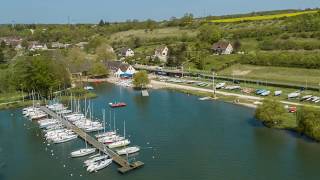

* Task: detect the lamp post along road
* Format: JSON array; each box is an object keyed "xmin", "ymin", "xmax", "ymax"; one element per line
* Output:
[{"xmin": 212, "ymin": 71, "xmax": 216, "ymax": 98}]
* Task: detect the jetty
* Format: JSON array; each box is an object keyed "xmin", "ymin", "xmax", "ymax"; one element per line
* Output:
[
  {"xmin": 39, "ymin": 106, "xmax": 144, "ymax": 174},
  {"xmin": 141, "ymin": 90, "xmax": 149, "ymax": 97}
]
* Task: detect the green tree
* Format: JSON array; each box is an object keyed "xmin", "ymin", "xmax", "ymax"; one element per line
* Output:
[
  {"xmin": 89, "ymin": 62, "xmax": 108, "ymax": 77},
  {"xmin": 255, "ymin": 99, "xmax": 290, "ymax": 127},
  {"xmin": 11, "ymin": 55, "xmax": 70, "ymax": 97},
  {"xmin": 0, "ymin": 41, "xmax": 5, "ymax": 48},
  {"xmin": 95, "ymin": 44, "xmax": 116, "ymax": 62},
  {"xmin": 21, "ymin": 39, "xmax": 29, "ymax": 49},
  {"xmin": 297, "ymin": 107, "xmax": 320, "ymax": 141},
  {"xmin": 0, "ymin": 48, "xmax": 5, "ymax": 63},
  {"xmin": 198, "ymin": 24, "xmax": 222, "ymax": 44},
  {"xmin": 133, "ymin": 71, "xmax": 150, "ymax": 89},
  {"xmin": 66, "ymin": 48, "xmax": 87, "ymax": 73},
  {"xmin": 98, "ymin": 19, "xmax": 105, "ymax": 26}
]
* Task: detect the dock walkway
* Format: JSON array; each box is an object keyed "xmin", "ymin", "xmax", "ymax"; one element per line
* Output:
[{"xmin": 39, "ymin": 106, "xmax": 144, "ymax": 174}]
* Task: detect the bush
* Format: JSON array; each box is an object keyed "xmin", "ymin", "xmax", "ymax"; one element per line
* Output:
[
  {"xmin": 297, "ymin": 107, "xmax": 320, "ymax": 141},
  {"xmin": 255, "ymin": 99, "xmax": 290, "ymax": 127}
]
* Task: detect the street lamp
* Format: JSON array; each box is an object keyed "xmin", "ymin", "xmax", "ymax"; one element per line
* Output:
[{"xmin": 212, "ymin": 71, "xmax": 216, "ymax": 98}]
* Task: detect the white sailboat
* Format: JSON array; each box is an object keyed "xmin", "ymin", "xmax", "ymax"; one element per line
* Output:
[
  {"xmin": 71, "ymin": 134, "xmax": 96, "ymax": 158},
  {"xmin": 117, "ymin": 146, "xmax": 140, "ymax": 155},
  {"xmin": 108, "ymin": 120, "xmax": 130, "ymax": 148}
]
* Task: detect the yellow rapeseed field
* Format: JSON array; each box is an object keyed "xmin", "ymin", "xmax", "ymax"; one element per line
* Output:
[{"xmin": 210, "ymin": 11, "xmax": 318, "ymax": 23}]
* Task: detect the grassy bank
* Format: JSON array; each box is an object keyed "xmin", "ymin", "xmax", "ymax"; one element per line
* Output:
[
  {"xmin": 0, "ymin": 89, "xmax": 97, "ymax": 110},
  {"xmin": 219, "ymin": 64, "xmax": 320, "ymax": 87}
]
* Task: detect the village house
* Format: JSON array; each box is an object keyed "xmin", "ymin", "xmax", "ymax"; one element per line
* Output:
[
  {"xmin": 119, "ymin": 48, "xmax": 135, "ymax": 57},
  {"xmin": 106, "ymin": 61, "xmax": 136, "ymax": 78},
  {"xmin": 154, "ymin": 46, "xmax": 169, "ymax": 62},
  {"xmin": 51, "ymin": 42, "xmax": 71, "ymax": 49},
  {"xmin": 75, "ymin": 42, "xmax": 88, "ymax": 49},
  {"xmin": 1, "ymin": 37, "xmax": 23, "ymax": 49},
  {"xmin": 212, "ymin": 41, "xmax": 233, "ymax": 55},
  {"xmin": 28, "ymin": 41, "xmax": 48, "ymax": 51}
]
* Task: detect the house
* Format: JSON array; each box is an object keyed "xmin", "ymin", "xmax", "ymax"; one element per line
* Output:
[
  {"xmin": 28, "ymin": 41, "xmax": 48, "ymax": 51},
  {"xmin": 119, "ymin": 48, "xmax": 134, "ymax": 57},
  {"xmin": 51, "ymin": 42, "xmax": 70, "ymax": 49},
  {"xmin": 75, "ymin": 42, "xmax": 88, "ymax": 49},
  {"xmin": 212, "ymin": 41, "xmax": 233, "ymax": 55},
  {"xmin": 106, "ymin": 61, "xmax": 136, "ymax": 78},
  {"xmin": 1, "ymin": 37, "xmax": 23, "ymax": 49},
  {"xmin": 154, "ymin": 46, "xmax": 169, "ymax": 62}
]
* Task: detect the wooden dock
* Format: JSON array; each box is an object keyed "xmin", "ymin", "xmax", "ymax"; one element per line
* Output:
[
  {"xmin": 39, "ymin": 106, "xmax": 144, "ymax": 174},
  {"xmin": 141, "ymin": 90, "xmax": 149, "ymax": 97}
]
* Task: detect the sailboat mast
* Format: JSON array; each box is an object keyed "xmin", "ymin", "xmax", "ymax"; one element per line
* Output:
[
  {"xmin": 103, "ymin": 109, "xmax": 106, "ymax": 133},
  {"xmin": 113, "ymin": 110, "xmax": 116, "ymax": 133},
  {"xmin": 124, "ymin": 120, "xmax": 126, "ymax": 138}
]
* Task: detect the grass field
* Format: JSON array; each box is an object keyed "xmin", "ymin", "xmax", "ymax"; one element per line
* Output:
[
  {"xmin": 218, "ymin": 64, "xmax": 320, "ymax": 87},
  {"xmin": 210, "ymin": 10, "xmax": 318, "ymax": 23},
  {"xmin": 109, "ymin": 27, "xmax": 197, "ymax": 42}
]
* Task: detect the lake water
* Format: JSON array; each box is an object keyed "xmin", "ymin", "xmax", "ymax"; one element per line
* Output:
[{"xmin": 1, "ymin": 83, "xmax": 320, "ymax": 180}]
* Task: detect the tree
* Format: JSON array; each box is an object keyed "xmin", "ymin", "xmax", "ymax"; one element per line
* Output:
[
  {"xmin": 89, "ymin": 62, "xmax": 108, "ymax": 77},
  {"xmin": 11, "ymin": 55, "xmax": 71, "ymax": 97},
  {"xmin": 233, "ymin": 39, "xmax": 241, "ymax": 52},
  {"xmin": 198, "ymin": 24, "xmax": 222, "ymax": 44},
  {"xmin": 297, "ymin": 107, "xmax": 320, "ymax": 141},
  {"xmin": 21, "ymin": 39, "xmax": 29, "ymax": 49},
  {"xmin": 255, "ymin": 99, "xmax": 290, "ymax": 127},
  {"xmin": 0, "ymin": 41, "xmax": 5, "ymax": 48},
  {"xmin": 66, "ymin": 48, "xmax": 87, "ymax": 73},
  {"xmin": 0, "ymin": 48, "xmax": 5, "ymax": 63},
  {"xmin": 98, "ymin": 19, "xmax": 105, "ymax": 26},
  {"xmin": 133, "ymin": 71, "xmax": 150, "ymax": 89},
  {"xmin": 95, "ymin": 44, "xmax": 116, "ymax": 62}
]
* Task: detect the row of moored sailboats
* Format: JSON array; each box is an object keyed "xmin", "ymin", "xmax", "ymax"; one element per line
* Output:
[{"xmin": 22, "ymin": 99, "xmax": 140, "ymax": 173}]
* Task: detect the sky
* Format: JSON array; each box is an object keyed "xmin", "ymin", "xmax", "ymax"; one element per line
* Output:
[{"xmin": 0, "ymin": 0, "xmax": 319, "ymax": 24}]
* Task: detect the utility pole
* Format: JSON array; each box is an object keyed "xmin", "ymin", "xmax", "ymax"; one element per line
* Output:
[{"xmin": 212, "ymin": 71, "xmax": 216, "ymax": 98}]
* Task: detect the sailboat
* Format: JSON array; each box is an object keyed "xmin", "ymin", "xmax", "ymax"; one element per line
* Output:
[
  {"xmin": 116, "ymin": 146, "xmax": 140, "ymax": 155},
  {"xmin": 108, "ymin": 120, "xmax": 130, "ymax": 148},
  {"xmin": 95, "ymin": 110, "xmax": 116, "ymax": 138},
  {"xmin": 71, "ymin": 134, "xmax": 96, "ymax": 158}
]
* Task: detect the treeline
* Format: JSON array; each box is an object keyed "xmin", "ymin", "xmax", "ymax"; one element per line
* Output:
[
  {"xmin": 259, "ymin": 39, "xmax": 320, "ymax": 51},
  {"xmin": 297, "ymin": 107, "xmax": 320, "ymax": 141},
  {"xmin": 240, "ymin": 51, "xmax": 320, "ymax": 69},
  {"xmin": 0, "ymin": 53, "xmax": 71, "ymax": 97},
  {"xmin": 256, "ymin": 99, "xmax": 320, "ymax": 141}
]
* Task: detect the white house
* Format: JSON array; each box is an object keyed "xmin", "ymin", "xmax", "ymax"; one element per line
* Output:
[
  {"xmin": 120, "ymin": 48, "xmax": 134, "ymax": 57},
  {"xmin": 106, "ymin": 61, "xmax": 136, "ymax": 78},
  {"xmin": 29, "ymin": 41, "xmax": 48, "ymax": 51},
  {"xmin": 154, "ymin": 46, "xmax": 169, "ymax": 62},
  {"xmin": 212, "ymin": 41, "xmax": 233, "ymax": 55}
]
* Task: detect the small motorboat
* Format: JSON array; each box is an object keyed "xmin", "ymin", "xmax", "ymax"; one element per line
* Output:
[
  {"xmin": 274, "ymin": 90, "xmax": 282, "ymax": 96},
  {"xmin": 108, "ymin": 102, "xmax": 127, "ymax": 108},
  {"xmin": 71, "ymin": 148, "xmax": 96, "ymax": 158},
  {"xmin": 117, "ymin": 146, "xmax": 140, "ymax": 155},
  {"xmin": 84, "ymin": 86, "xmax": 94, "ymax": 90}
]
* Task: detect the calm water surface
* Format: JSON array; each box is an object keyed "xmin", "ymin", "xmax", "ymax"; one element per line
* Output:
[{"xmin": 0, "ymin": 83, "xmax": 320, "ymax": 180}]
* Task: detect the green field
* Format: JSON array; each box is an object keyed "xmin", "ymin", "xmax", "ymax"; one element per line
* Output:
[
  {"xmin": 210, "ymin": 10, "xmax": 318, "ymax": 23},
  {"xmin": 218, "ymin": 64, "xmax": 320, "ymax": 87},
  {"xmin": 109, "ymin": 27, "xmax": 197, "ymax": 42}
]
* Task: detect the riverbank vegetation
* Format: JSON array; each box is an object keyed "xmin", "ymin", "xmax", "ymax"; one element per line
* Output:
[
  {"xmin": 255, "ymin": 99, "xmax": 320, "ymax": 141},
  {"xmin": 255, "ymin": 99, "xmax": 295, "ymax": 128},
  {"xmin": 133, "ymin": 71, "xmax": 150, "ymax": 89}
]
